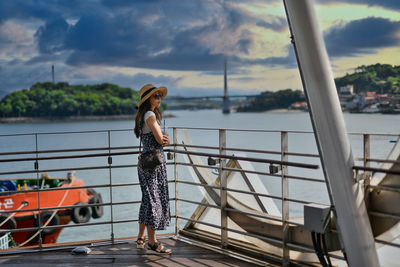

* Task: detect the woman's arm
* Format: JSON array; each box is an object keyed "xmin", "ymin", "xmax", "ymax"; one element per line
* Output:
[{"xmin": 146, "ymin": 116, "xmax": 164, "ymax": 145}]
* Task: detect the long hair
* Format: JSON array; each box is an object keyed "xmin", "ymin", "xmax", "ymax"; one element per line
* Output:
[{"xmin": 134, "ymin": 98, "xmax": 162, "ymax": 138}]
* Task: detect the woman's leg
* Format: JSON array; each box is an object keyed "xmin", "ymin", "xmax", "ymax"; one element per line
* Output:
[
  {"xmin": 146, "ymin": 225, "xmax": 171, "ymax": 253},
  {"xmin": 136, "ymin": 223, "xmax": 146, "ymax": 246},
  {"xmin": 146, "ymin": 225, "xmax": 156, "ymax": 244},
  {"xmin": 138, "ymin": 223, "xmax": 146, "ymax": 239}
]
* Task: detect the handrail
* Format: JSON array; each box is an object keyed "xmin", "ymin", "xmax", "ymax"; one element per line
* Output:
[
  {"xmin": 353, "ymin": 165, "xmax": 400, "ymax": 175},
  {"xmin": 165, "ymin": 148, "xmax": 320, "ymax": 169},
  {"xmin": 176, "ymin": 161, "xmax": 325, "ymax": 183},
  {"xmin": 0, "ymin": 150, "xmax": 140, "ymax": 163},
  {"xmin": 174, "ymin": 143, "xmax": 320, "ymax": 158},
  {"xmin": 167, "ymin": 126, "xmax": 400, "ymax": 136},
  {"xmin": 0, "ymin": 164, "xmax": 139, "ymax": 176},
  {"xmin": 0, "ymin": 145, "xmax": 141, "ymax": 157},
  {"xmin": 0, "ymin": 128, "xmax": 134, "ymax": 137},
  {"xmin": 354, "ymin": 157, "xmax": 400, "ymax": 164}
]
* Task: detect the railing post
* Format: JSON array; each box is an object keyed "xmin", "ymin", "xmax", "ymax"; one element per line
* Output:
[
  {"xmin": 363, "ymin": 134, "xmax": 371, "ymax": 184},
  {"xmin": 107, "ymin": 130, "xmax": 115, "ymax": 244},
  {"xmin": 219, "ymin": 129, "xmax": 228, "ymax": 249},
  {"xmin": 281, "ymin": 131, "xmax": 289, "ymax": 266},
  {"xmin": 34, "ymin": 134, "xmax": 42, "ymax": 249},
  {"xmin": 173, "ymin": 128, "xmax": 179, "ymax": 236},
  {"xmin": 34, "ymin": 133, "xmax": 43, "ymax": 250}
]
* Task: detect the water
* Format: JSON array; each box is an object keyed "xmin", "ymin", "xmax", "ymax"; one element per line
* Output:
[{"xmin": 0, "ymin": 110, "xmax": 399, "ymax": 265}]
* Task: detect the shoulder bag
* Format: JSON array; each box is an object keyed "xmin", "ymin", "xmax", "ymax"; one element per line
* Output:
[{"xmin": 138, "ymin": 123, "xmax": 162, "ymax": 169}]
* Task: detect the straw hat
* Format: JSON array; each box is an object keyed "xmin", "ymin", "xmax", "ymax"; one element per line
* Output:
[{"xmin": 137, "ymin": 84, "xmax": 168, "ymax": 108}]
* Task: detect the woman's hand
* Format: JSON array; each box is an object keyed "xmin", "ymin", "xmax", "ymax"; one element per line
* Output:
[{"xmin": 162, "ymin": 134, "xmax": 170, "ymax": 146}]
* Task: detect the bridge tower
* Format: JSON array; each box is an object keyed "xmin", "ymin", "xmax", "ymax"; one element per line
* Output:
[{"xmin": 222, "ymin": 59, "xmax": 230, "ymax": 114}]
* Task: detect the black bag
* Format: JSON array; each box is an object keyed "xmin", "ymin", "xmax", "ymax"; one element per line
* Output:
[
  {"xmin": 139, "ymin": 149, "xmax": 162, "ymax": 169},
  {"xmin": 138, "ymin": 119, "xmax": 163, "ymax": 169}
]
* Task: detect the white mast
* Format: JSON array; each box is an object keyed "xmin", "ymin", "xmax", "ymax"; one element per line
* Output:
[{"xmin": 283, "ymin": 0, "xmax": 380, "ymax": 266}]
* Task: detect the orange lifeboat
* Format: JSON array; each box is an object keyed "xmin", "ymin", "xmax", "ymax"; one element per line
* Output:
[{"xmin": 0, "ymin": 172, "xmax": 103, "ymax": 247}]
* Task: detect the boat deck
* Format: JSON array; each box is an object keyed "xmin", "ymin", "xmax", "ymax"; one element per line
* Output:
[{"xmin": 0, "ymin": 237, "xmax": 269, "ymax": 267}]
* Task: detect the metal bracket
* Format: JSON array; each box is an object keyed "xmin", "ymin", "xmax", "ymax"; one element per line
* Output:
[
  {"xmin": 354, "ymin": 172, "xmax": 370, "ymax": 184},
  {"xmin": 269, "ymin": 164, "xmax": 281, "ymax": 174},
  {"xmin": 207, "ymin": 157, "xmax": 220, "ymax": 166}
]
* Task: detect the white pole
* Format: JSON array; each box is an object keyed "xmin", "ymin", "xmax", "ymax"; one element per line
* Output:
[{"xmin": 283, "ymin": 1, "xmax": 380, "ymax": 266}]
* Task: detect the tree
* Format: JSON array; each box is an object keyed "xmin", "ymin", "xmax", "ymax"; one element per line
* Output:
[{"xmin": 0, "ymin": 82, "xmax": 140, "ymax": 118}]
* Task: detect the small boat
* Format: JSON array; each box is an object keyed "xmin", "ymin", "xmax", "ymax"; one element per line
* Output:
[{"xmin": 0, "ymin": 172, "xmax": 103, "ymax": 247}]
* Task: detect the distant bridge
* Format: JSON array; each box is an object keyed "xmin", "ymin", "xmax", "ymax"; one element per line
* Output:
[
  {"xmin": 166, "ymin": 95, "xmax": 260, "ymax": 101},
  {"xmin": 166, "ymin": 60, "xmax": 264, "ymax": 112},
  {"xmin": 164, "ymin": 94, "xmax": 261, "ymax": 112}
]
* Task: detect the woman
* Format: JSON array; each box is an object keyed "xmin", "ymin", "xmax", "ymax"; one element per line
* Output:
[{"xmin": 134, "ymin": 84, "xmax": 171, "ymax": 254}]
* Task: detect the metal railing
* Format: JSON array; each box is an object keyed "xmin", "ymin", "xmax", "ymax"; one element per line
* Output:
[
  {"xmin": 170, "ymin": 128, "xmax": 400, "ymax": 266},
  {"xmin": 0, "ymin": 128, "xmax": 399, "ymax": 266}
]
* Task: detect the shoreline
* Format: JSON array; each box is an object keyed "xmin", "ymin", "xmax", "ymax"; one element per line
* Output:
[
  {"xmin": 266, "ymin": 108, "xmax": 304, "ymax": 113},
  {"xmin": 0, "ymin": 114, "xmax": 176, "ymax": 123}
]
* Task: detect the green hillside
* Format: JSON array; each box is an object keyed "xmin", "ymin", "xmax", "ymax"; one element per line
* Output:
[
  {"xmin": 335, "ymin": 63, "xmax": 400, "ymax": 93},
  {"xmin": 237, "ymin": 63, "xmax": 399, "ymax": 112},
  {"xmin": 236, "ymin": 89, "xmax": 303, "ymax": 112},
  {"xmin": 0, "ymin": 82, "xmax": 141, "ymax": 118}
]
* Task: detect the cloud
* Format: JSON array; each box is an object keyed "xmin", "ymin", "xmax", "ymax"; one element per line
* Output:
[
  {"xmin": 57, "ymin": 9, "xmax": 245, "ymax": 70},
  {"xmin": 0, "ymin": 58, "xmax": 181, "ymax": 97},
  {"xmin": 35, "ymin": 17, "xmax": 69, "ymax": 54},
  {"xmin": 256, "ymin": 17, "xmax": 287, "ymax": 32},
  {"xmin": 236, "ymin": 45, "xmax": 297, "ymax": 69},
  {"xmin": 0, "ymin": 21, "xmax": 36, "ymax": 58},
  {"xmin": 106, "ymin": 72, "xmax": 182, "ymax": 91},
  {"xmin": 0, "ymin": 0, "xmax": 103, "ymax": 21},
  {"xmin": 316, "ymin": 0, "xmax": 400, "ymax": 11},
  {"xmin": 16, "ymin": 0, "xmax": 288, "ymax": 71},
  {"xmin": 250, "ymin": 17, "xmax": 400, "ymax": 67},
  {"xmin": 0, "ymin": 62, "xmax": 54, "ymax": 97},
  {"xmin": 324, "ymin": 17, "xmax": 400, "ymax": 57}
]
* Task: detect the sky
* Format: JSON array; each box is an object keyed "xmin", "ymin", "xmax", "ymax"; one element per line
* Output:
[{"xmin": 0, "ymin": 0, "xmax": 399, "ymax": 98}]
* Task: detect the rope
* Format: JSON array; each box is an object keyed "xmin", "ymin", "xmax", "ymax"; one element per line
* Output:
[
  {"xmin": 0, "ymin": 202, "xmax": 27, "ymax": 228},
  {"xmin": 8, "ymin": 232, "xmax": 17, "ymax": 247},
  {"xmin": 17, "ymin": 182, "xmax": 72, "ymax": 247}
]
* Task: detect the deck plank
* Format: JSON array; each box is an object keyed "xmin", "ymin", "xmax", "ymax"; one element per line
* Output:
[{"xmin": 0, "ymin": 238, "xmax": 258, "ymax": 266}]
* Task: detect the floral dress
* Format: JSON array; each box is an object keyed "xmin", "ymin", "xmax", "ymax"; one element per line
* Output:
[{"xmin": 138, "ymin": 130, "xmax": 170, "ymax": 230}]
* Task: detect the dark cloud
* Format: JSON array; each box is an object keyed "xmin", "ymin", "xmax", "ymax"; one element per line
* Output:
[
  {"xmin": 57, "ymin": 4, "xmax": 256, "ymax": 70},
  {"xmin": 102, "ymin": 0, "xmax": 161, "ymax": 8},
  {"xmin": 1, "ymin": 0, "xmax": 399, "ymax": 94},
  {"xmin": 324, "ymin": 17, "xmax": 400, "ymax": 57},
  {"xmin": 6, "ymin": 0, "xmax": 286, "ymax": 71},
  {"xmin": 0, "ymin": 0, "xmax": 102, "ymax": 21},
  {"xmin": 35, "ymin": 17, "xmax": 69, "ymax": 54},
  {"xmin": 316, "ymin": 0, "xmax": 400, "ymax": 11}
]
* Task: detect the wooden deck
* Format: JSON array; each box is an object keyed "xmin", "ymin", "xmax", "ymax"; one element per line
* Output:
[{"xmin": 0, "ymin": 237, "xmax": 269, "ymax": 266}]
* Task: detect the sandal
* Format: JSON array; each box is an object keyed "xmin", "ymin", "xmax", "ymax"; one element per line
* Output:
[
  {"xmin": 136, "ymin": 237, "xmax": 145, "ymax": 249},
  {"xmin": 146, "ymin": 241, "xmax": 172, "ymax": 254}
]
